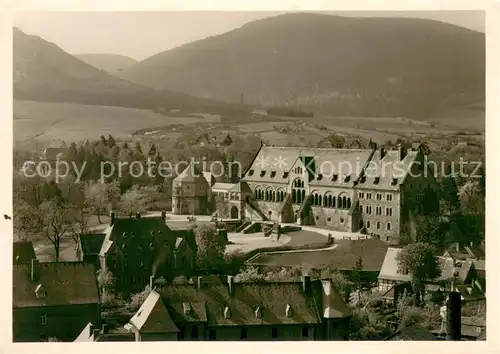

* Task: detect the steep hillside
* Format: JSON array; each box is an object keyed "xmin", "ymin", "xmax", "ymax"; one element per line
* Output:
[
  {"xmin": 75, "ymin": 53, "xmax": 138, "ymax": 74},
  {"xmin": 121, "ymin": 13, "xmax": 485, "ymax": 119},
  {"xmin": 13, "ymin": 28, "xmax": 247, "ymax": 115}
]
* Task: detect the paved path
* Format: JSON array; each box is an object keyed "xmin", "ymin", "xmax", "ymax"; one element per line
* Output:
[{"xmin": 280, "ymin": 223, "xmax": 368, "ymax": 240}]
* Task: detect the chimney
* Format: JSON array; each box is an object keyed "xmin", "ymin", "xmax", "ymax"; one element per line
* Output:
[
  {"xmin": 228, "ymin": 275, "xmax": 234, "ymax": 295},
  {"xmin": 161, "ymin": 211, "xmax": 166, "ymax": 222},
  {"xmin": 31, "ymin": 259, "xmax": 39, "ymax": 282},
  {"xmin": 397, "ymin": 144, "xmax": 407, "ymax": 161},
  {"xmin": 136, "ymin": 212, "xmax": 141, "ymax": 219},
  {"xmin": 149, "ymin": 275, "xmax": 154, "ymax": 289},
  {"xmin": 110, "ymin": 211, "xmax": 115, "ymax": 226},
  {"xmin": 301, "ymin": 275, "xmax": 311, "ymax": 294},
  {"xmin": 197, "ymin": 276, "xmax": 203, "ymax": 289},
  {"xmin": 446, "ymin": 291, "xmax": 461, "ymax": 341}
]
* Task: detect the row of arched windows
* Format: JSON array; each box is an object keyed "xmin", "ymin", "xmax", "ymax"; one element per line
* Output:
[
  {"xmin": 311, "ymin": 193, "xmax": 351, "ymax": 209},
  {"xmin": 255, "ymin": 187, "xmax": 286, "ymax": 202},
  {"xmin": 292, "ymin": 189, "xmax": 306, "ymax": 204}
]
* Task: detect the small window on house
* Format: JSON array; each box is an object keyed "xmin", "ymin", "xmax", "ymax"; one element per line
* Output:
[
  {"xmin": 240, "ymin": 328, "xmax": 248, "ymax": 339},
  {"xmin": 191, "ymin": 325, "xmax": 199, "ymax": 339},
  {"xmin": 208, "ymin": 329, "xmax": 216, "ymax": 340},
  {"xmin": 317, "ymin": 174, "xmax": 323, "ymax": 181},
  {"xmin": 367, "ymin": 193, "xmax": 372, "ymax": 199},
  {"xmin": 283, "ymin": 172, "xmax": 289, "ymax": 178},
  {"xmin": 40, "ymin": 314, "xmax": 47, "ymax": 325},
  {"xmin": 387, "ymin": 223, "xmax": 391, "ymax": 231},
  {"xmin": 271, "ymin": 327, "xmax": 279, "ymax": 339},
  {"xmin": 360, "ymin": 176, "xmax": 366, "ymax": 183},
  {"xmin": 224, "ymin": 306, "xmax": 231, "ymax": 319},
  {"xmin": 327, "ymin": 217, "xmax": 332, "ymax": 222},
  {"xmin": 344, "ymin": 175, "xmax": 351, "ymax": 183},
  {"xmin": 367, "ymin": 221, "xmax": 371, "ymax": 228},
  {"xmin": 374, "ymin": 177, "xmax": 380, "ymax": 184},
  {"xmin": 387, "ymin": 194, "xmax": 392, "ymax": 201},
  {"xmin": 254, "ymin": 306, "xmax": 262, "ymax": 318},
  {"xmin": 332, "ymin": 174, "xmax": 338, "ymax": 182},
  {"xmin": 391, "ymin": 178, "xmax": 398, "ymax": 185},
  {"xmin": 316, "ymin": 216, "xmax": 319, "ymax": 220},
  {"xmin": 270, "ymin": 171, "xmax": 276, "ymax": 178},
  {"xmin": 377, "ymin": 222, "xmax": 381, "ymax": 229},
  {"xmin": 260, "ymin": 171, "xmax": 266, "ymax": 177},
  {"xmin": 248, "ymin": 170, "xmax": 254, "ymax": 176},
  {"xmin": 35, "ymin": 284, "xmax": 45, "ymax": 299},
  {"xmin": 302, "ymin": 327, "xmax": 309, "ymax": 338},
  {"xmin": 183, "ymin": 302, "xmax": 192, "ymax": 315},
  {"xmin": 340, "ymin": 218, "xmax": 344, "ymax": 224}
]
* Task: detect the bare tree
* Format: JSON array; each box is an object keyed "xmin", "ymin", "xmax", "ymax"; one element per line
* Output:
[{"xmin": 16, "ymin": 198, "xmax": 75, "ymax": 261}]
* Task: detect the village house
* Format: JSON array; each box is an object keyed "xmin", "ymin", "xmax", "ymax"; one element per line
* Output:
[
  {"xmin": 195, "ymin": 132, "xmax": 233, "ymax": 148},
  {"xmin": 172, "ymin": 163, "xmax": 215, "ymax": 215},
  {"xmin": 98, "ymin": 212, "xmax": 197, "ymax": 294},
  {"xmin": 124, "ymin": 275, "xmax": 351, "ymax": 341},
  {"xmin": 13, "ymin": 240, "xmax": 36, "ymax": 264},
  {"xmin": 13, "ymin": 260, "xmax": 100, "ymax": 342},
  {"xmin": 378, "ymin": 247, "xmax": 485, "ymax": 307},
  {"xmin": 218, "ymin": 143, "xmax": 439, "ymax": 245},
  {"xmin": 78, "ymin": 232, "xmax": 106, "ymax": 267}
]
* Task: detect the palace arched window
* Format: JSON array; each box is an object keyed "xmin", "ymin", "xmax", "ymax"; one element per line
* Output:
[{"xmin": 292, "ymin": 178, "xmax": 305, "ymax": 204}]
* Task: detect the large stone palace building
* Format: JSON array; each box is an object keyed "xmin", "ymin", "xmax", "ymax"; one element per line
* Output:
[
  {"xmin": 171, "ymin": 142, "xmax": 438, "ymax": 245},
  {"xmin": 215, "ymin": 143, "xmax": 438, "ymax": 245}
]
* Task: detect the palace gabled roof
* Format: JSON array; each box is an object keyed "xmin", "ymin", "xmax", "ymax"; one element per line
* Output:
[
  {"xmin": 357, "ymin": 147, "xmax": 421, "ymax": 191},
  {"xmin": 242, "ymin": 146, "xmax": 374, "ymax": 185},
  {"xmin": 242, "ymin": 145, "xmax": 426, "ymax": 191}
]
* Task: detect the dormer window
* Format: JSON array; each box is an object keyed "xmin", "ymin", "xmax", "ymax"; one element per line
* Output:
[
  {"xmin": 332, "ymin": 174, "xmax": 338, "ymax": 182},
  {"xmin": 344, "ymin": 175, "xmax": 351, "ymax": 183},
  {"xmin": 260, "ymin": 171, "xmax": 266, "ymax": 177},
  {"xmin": 317, "ymin": 174, "xmax": 323, "ymax": 181},
  {"xmin": 224, "ymin": 306, "xmax": 231, "ymax": 319},
  {"xmin": 391, "ymin": 178, "xmax": 398, "ymax": 185},
  {"xmin": 254, "ymin": 306, "xmax": 262, "ymax": 318},
  {"xmin": 248, "ymin": 170, "xmax": 254, "ymax": 176},
  {"xmin": 183, "ymin": 302, "xmax": 192, "ymax": 315},
  {"xmin": 35, "ymin": 284, "xmax": 46, "ymax": 299},
  {"xmin": 270, "ymin": 171, "xmax": 276, "ymax": 178},
  {"xmin": 283, "ymin": 172, "xmax": 289, "ymax": 179},
  {"xmin": 285, "ymin": 304, "xmax": 292, "ymax": 317},
  {"xmin": 374, "ymin": 177, "xmax": 380, "ymax": 184}
]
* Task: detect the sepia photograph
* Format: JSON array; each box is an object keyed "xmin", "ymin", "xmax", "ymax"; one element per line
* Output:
[{"xmin": 7, "ymin": 7, "xmax": 489, "ymax": 344}]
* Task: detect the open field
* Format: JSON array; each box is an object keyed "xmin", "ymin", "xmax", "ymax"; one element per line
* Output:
[
  {"xmin": 13, "ymin": 100, "xmax": 484, "ymax": 149},
  {"xmin": 13, "ymin": 100, "xmax": 220, "ymax": 143}
]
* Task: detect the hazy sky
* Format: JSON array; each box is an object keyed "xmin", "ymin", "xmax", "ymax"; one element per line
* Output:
[{"xmin": 14, "ymin": 11, "xmax": 485, "ymax": 61}]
